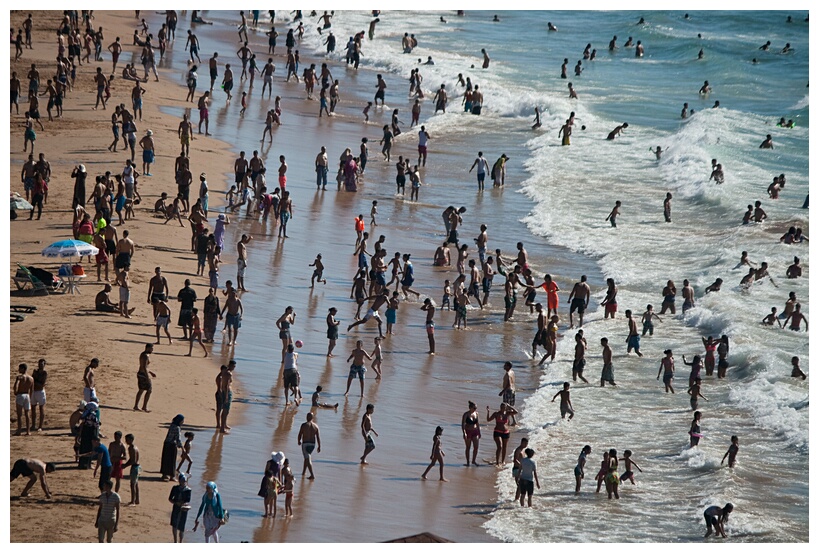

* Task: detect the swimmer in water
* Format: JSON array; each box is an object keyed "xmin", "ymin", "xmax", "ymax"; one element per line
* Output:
[
  {"xmin": 606, "ymin": 122, "xmax": 628, "ymax": 140},
  {"xmin": 650, "ymin": 146, "xmax": 666, "ymax": 160},
  {"xmin": 548, "ymin": 22, "xmax": 558, "ymax": 32},
  {"xmin": 532, "ymin": 106, "xmax": 541, "ymax": 129},
  {"xmin": 791, "ymin": 356, "xmax": 806, "ymax": 380},
  {"xmin": 761, "ymin": 307, "xmax": 782, "ymax": 327},
  {"xmin": 699, "ymin": 80, "xmax": 711, "ymax": 94},
  {"xmin": 759, "ymin": 134, "xmax": 774, "ymax": 149}
]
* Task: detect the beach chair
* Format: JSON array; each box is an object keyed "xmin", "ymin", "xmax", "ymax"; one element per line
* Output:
[{"xmin": 12, "ymin": 264, "xmax": 51, "ymax": 295}]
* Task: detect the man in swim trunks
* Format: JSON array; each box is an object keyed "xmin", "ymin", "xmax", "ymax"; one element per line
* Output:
[
  {"xmin": 133, "ymin": 344, "xmax": 155, "ymax": 412},
  {"xmin": 221, "ymin": 293, "xmax": 243, "ymax": 346},
  {"xmin": 552, "ymin": 382, "xmax": 574, "ymax": 419},
  {"xmin": 499, "ymin": 362, "xmax": 517, "ymax": 426},
  {"xmin": 347, "ymin": 292, "xmax": 388, "ymax": 338},
  {"xmin": 345, "ymin": 340, "xmax": 373, "ymax": 397},
  {"xmin": 30, "ymin": 358, "xmax": 47, "ymax": 432},
  {"xmin": 176, "ymin": 279, "xmax": 197, "ymax": 340},
  {"xmin": 114, "ymin": 230, "xmax": 135, "ymax": 278},
  {"xmin": 568, "ymin": 275, "xmax": 590, "ymax": 328},
  {"xmin": 297, "ymin": 412, "xmax": 321, "ymax": 479},
  {"xmin": 11, "ymin": 458, "xmax": 55, "ymax": 498},
  {"xmin": 215, "ymin": 361, "xmax": 234, "ymax": 433},
  {"xmin": 147, "ymin": 266, "xmax": 169, "ymax": 320},
  {"xmin": 14, "ymin": 364, "xmax": 34, "ymax": 436},
  {"xmin": 153, "ymin": 297, "xmax": 173, "ymax": 345},
  {"xmin": 625, "ymin": 309, "xmax": 643, "ymax": 357},
  {"xmin": 360, "ymin": 404, "xmax": 378, "ymax": 464}
]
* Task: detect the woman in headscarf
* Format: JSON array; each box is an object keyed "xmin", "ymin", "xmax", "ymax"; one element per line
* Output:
[
  {"xmin": 169, "ymin": 472, "xmax": 193, "ymax": 542},
  {"xmin": 343, "ymin": 154, "xmax": 358, "ymax": 192},
  {"xmin": 202, "ymin": 287, "xmax": 221, "ymax": 343},
  {"xmin": 194, "ymin": 481, "xmax": 225, "ymax": 543},
  {"xmin": 77, "ymin": 400, "xmax": 100, "ymax": 469},
  {"xmin": 161, "ymin": 414, "xmax": 184, "ymax": 481}
]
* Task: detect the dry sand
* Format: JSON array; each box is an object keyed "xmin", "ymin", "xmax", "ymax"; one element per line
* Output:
[{"xmin": 7, "ymin": 10, "xmax": 519, "ymax": 543}]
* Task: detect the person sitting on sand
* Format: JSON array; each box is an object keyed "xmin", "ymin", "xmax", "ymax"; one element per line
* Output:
[{"xmin": 96, "ymin": 283, "xmax": 132, "ymax": 313}]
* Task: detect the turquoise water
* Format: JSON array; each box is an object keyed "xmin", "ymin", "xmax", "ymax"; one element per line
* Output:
[
  {"xmin": 153, "ymin": 10, "xmax": 808, "ymax": 542},
  {"xmin": 296, "ymin": 10, "xmax": 810, "ymax": 542}
]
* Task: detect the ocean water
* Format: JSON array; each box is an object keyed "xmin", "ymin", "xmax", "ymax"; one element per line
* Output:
[
  {"xmin": 148, "ymin": 10, "xmax": 807, "ymax": 542},
  {"xmin": 290, "ymin": 10, "xmax": 810, "ymax": 542}
]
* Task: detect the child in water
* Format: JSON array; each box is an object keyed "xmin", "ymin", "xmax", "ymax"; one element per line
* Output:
[
  {"xmin": 721, "ymin": 435, "xmax": 739, "ymax": 468},
  {"xmin": 176, "ymin": 431, "xmax": 194, "ymax": 474},
  {"xmin": 619, "ymin": 450, "xmax": 643, "ymax": 484}
]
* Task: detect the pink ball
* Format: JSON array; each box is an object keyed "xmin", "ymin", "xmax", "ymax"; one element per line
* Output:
[{"xmin": 295, "ymin": 340, "xmax": 304, "ymax": 348}]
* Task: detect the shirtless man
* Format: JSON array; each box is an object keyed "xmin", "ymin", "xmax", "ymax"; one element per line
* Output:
[
  {"xmin": 215, "ymin": 362, "xmax": 234, "ymax": 433},
  {"xmin": 568, "ymin": 275, "xmax": 590, "ymax": 328},
  {"xmin": 221, "ymin": 292, "xmax": 243, "ymax": 346},
  {"xmin": 347, "ymin": 292, "xmax": 388, "ymax": 338},
  {"xmin": 297, "ymin": 413, "xmax": 321, "ymax": 479},
  {"xmin": 14, "ymin": 364, "xmax": 34, "ymax": 435},
  {"xmin": 197, "ymin": 91, "xmax": 211, "ymax": 135},
  {"xmin": 345, "ymin": 340, "xmax": 373, "ymax": 397},
  {"xmin": 625, "ymin": 310, "xmax": 643, "ymax": 357},
  {"xmin": 783, "ymin": 303, "xmax": 808, "ymax": 332},
  {"xmin": 499, "ymin": 362, "xmax": 517, "ymax": 426},
  {"xmin": 786, "ymin": 257, "xmax": 802, "ymax": 279},
  {"xmin": 11, "ymin": 458, "xmax": 55, "ymax": 498},
  {"xmin": 83, "ymin": 358, "xmax": 98, "ymax": 403},
  {"xmin": 114, "ymin": 230, "xmax": 134, "ymax": 279},
  {"xmin": 121, "ymin": 434, "xmax": 140, "ymax": 505},
  {"xmin": 606, "ymin": 122, "xmax": 628, "ymax": 140},
  {"xmin": 552, "ymin": 382, "xmax": 574, "ymax": 420},
  {"xmin": 147, "ymin": 267, "xmax": 169, "ymax": 319},
  {"xmin": 133, "ymin": 344, "xmax": 155, "ymax": 412},
  {"xmin": 153, "ymin": 297, "xmax": 173, "ymax": 344},
  {"xmin": 178, "ymin": 115, "xmax": 193, "ymax": 157},
  {"xmin": 421, "ymin": 298, "xmax": 437, "ymax": 354},
  {"xmin": 261, "ymin": 57, "xmax": 275, "ymax": 99},
  {"xmin": 360, "ymin": 404, "xmax": 378, "ymax": 464},
  {"xmin": 681, "ymin": 279, "xmax": 695, "ymax": 314},
  {"xmin": 108, "ymin": 432, "xmax": 127, "ymax": 492},
  {"xmin": 657, "ymin": 349, "xmax": 675, "ymax": 393},
  {"xmin": 572, "ymin": 331, "xmax": 590, "ymax": 383},
  {"xmin": 374, "ymin": 74, "xmax": 387, "ymax": 107},
  {"xmin": 31, "ymin": 359, "xmax": 48, "ymax": 431}
]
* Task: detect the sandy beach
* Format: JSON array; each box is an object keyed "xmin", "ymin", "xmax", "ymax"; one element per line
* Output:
[
  {"xmin": 7, "ymin": 10, "xmax": 552, "ymax": 543},
  {"xmin": 11, "ymin": 8, "xmax": 806, "ymax": 545}
]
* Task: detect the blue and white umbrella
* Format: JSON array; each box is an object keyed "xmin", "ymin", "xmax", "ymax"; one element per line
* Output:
[{"xmin": 41, "ymin": 239, "xmax": 99, "ymax": 258}]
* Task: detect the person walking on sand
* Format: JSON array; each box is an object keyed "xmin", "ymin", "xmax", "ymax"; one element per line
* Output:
[
  {"xmin": 133, "ymin": 344, "xmax": 155, "ymax": 412},
  {"xmin": 360, "ymin": 404, "xmax": 378, "ymax": 464},
  {"xmin": 95, "ymin": 479, "xmax": 121, "ymax": 543},
  {"xmin": 168, "ymin": 472, "xmax": 192, "ymax": 542},
  {"xmin": 121, "ymin": 433, "xmax": 140, "ymax": 505},
  {"xmin": 345, "ymin": 340, "xmax": 373, "ymax": 397},
  {"xmin": 193, "ymin": 481, "xmax": 225, "ymax": 543},
  {"xmin": 421, "ymin": 426, "xmax": 448, "ymax": 481},
  {"xmin": 13, "ymin": 363, "xmax": 34, "ymax": 436},
  {"xmin": 297, "ymin": 412, "xmax": 321, "ymax": 479}
]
